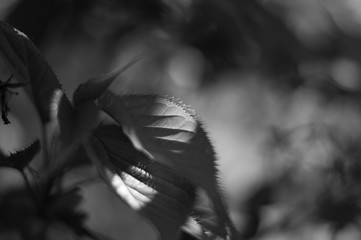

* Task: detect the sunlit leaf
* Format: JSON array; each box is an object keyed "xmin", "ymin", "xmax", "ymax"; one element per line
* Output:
[
  {"xmin": 0, "ymin": 21, "xmax": 64, "ymax": 123},
  {"xmin": 92, "ymin": 125, "xmax": 196, "ymax": 240},
  {"xmin": 0, "ymin": 140, "xmax": 40, "ymax": 171},
  {"xmin": 98, "ymin": 92, "xmax": 239, "ymax": 239}
]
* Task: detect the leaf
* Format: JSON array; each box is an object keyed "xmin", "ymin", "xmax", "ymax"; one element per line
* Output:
[
  {"xmin": 0, "ymin": 74, "xmax": 27, "ymax": 124},
  {"xmin": 0, "ymin": 140, "xmax": 40, "ymax": 171},
  {"xmin": 80, "ymin": 181, "xmax": 159, "ymax": 240},
  {"xmin": 0, "ymin": 21, "xmax": 63, "ymax": 123},
  {"xmin": 92, "ymin": 125, "xmax": 197, "ymax": 240},
  {"xmin": 55, "ymin": 92, "xmax": 74, "ymax": 142},
  {"xmin": 73, "ymin": 57, "xmax": 140, "ymax": 106},
  {"xmin": 45, "ymin": 89, "xmax": 100, "ymax": 180},
  {"xmin": 50, "ymin": 84, "xmax": 100, "ymax": 147},
  {"xmin": 64, "ymin": 102, "xmax": 99, "ymax": 145},
  {"xmin": 47, "ymin": 101, "xmax": 100, "ymax": 179},
  {"xmin": 52, "ymin": 56, "xmax": 139, "ymax": 153},
  {"xmin": 98, "ymin": 92, "xmax": 240, "ymax": 239},
  {"xmin": 47, "ymin": 187, "xmax": 121, "ymax": 240}
]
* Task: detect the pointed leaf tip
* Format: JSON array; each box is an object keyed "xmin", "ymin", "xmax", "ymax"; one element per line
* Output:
[
  {"xmin": 98, "ymin": 92, "xmax": 240, "ymax": 239},
  {"xmin": 73, "ymin": 56, "xmax": 140, "ymax": 105},
  {"xmin": 93, "ymin": 125, "xmax": 197, "ymax": 240}
]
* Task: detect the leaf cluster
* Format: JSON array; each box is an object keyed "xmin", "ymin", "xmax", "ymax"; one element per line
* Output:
[{"xmin": 0, "ymin": 22, "xmax": 238, "ymax": 240}]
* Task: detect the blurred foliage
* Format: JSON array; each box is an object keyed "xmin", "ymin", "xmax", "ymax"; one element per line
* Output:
[{"xmin": 2, "ymin": 0, "xmax": 361, "ymax": 239}]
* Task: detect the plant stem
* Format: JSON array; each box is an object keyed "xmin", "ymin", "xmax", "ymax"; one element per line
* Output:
[
  {"xmin": 41, "ymin": 125, "xmax": 50, "ymax": 170},
  {"xmin": 21, "ymin": 170, "xmax": 41, "ymax": 208}
]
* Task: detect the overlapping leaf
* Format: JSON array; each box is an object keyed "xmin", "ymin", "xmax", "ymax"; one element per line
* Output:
[
  {"xmin": 54, "ymin": 58, "xmax": 140, "ymax": 145},
  {"xmin": 0, "ymin": 21, "xmax": 63, "ymax": 123},
  {"xmin": 93, "ymin": 125, "xmax": 196, "ymax": 240},
  {"xmin": 98, "ymin": 92, "xmax": 240, "ymax": 239}
]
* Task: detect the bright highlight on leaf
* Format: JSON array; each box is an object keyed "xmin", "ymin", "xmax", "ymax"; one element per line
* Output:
[
  {"xmin": 93, "ymin": 125, "xmax": 196, "ymax": 240},
  {"xmin": 0, "ymin": 20, "xmax": 239, "ymax": 240},
  {"xmin": 98, "ymin": 92, "xmax": 240, "ymax": 239}
]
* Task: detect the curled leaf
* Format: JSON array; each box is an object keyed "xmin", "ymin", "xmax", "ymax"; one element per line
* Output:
[
  {"xmin": 98, "ymin": 92, "xmax": 239, "ymax": 239},
  {"xmin": 0, "ymin": 21, "xmax": 63, "ymax": 123},
  {"xmin": 92, "ymin": 125, "xmax": 196, "ymax": 240}
]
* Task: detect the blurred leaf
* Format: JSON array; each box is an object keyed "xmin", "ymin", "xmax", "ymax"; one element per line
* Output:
[
  {"xmin": 0, "ymin": 185, "xmax": 100, "ymax": 240},
  {"xmin": 315, "ymin": 168, "xmax": 361, "ymax": 231},
  {"xmin": 180, "ymin": 230, "xmax": 201, "ymax": 240},
  {"xmin": 60, "ymin": 101, "xmax": 99, "ymax": 145},
  {"xmin": 80, "ymin": 181, "xmax": 159, "ymax": 240},
  {"xmin": 0, "ymin": 74, "xmax": 27, "ymax": 124},
  {"xmin": 92, "ymin": 125, "xmax": 196, "ymax": 240},
  {"xmin": 73, "ymin": 57, "xmax": 139, "ymax": 106},
  {"xmin": 182, "ymin": 217, "xmax": 203, "ymax": 240},
  {"xmin": 191, "ymin": 205, "xmax": 227, "ymax": 239},
  {"xmin": 98, "ymin": 92, "xmax": 239, "ymax": 239},
  {"xmin": 0, "ymin": 186, "xmax": 44, "ymax": 240},
  {"xmin": 238, "ymin": 184, "xmax": 273, "ymax": 239},
  {"xmin": 45, "ymin": 187, "xmax": 100, "ymax": 239},
  {"xmin": 54, "ymin": 57, "xmax": 139, "ymax": 153},
  {"xmin": 178, "ymin": 1, "xmax": 243, "ymax": 70},
  {"xmin": 0, "ymin": 140, "xmax": 40, "ymax": 171},
  {"xmin": 46, "ymin": 90, "xmax": 100, "ymax": 179},
  {"xmin": 0, "ymin": 21, "xmax": 64, "ymax": 124},
  {"xmin": 47, "ymin": 100, "xmax": 99, "ymax": 179}
]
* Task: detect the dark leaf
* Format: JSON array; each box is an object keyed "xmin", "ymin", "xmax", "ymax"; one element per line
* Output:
[
  {"xmin": 98, "ymin": 92, "xmax": 240, "ymax": 239},
  {"xmin": 92, "ymin": 125, "xmax": 196, "ymax": 240},
  {"xmin": 0, "ymin": 140, "xmax": 40, "ymax": 171},
  {"xmin": 51, "ymin": 84, "xmax": 100, "ymax": 148},
  {"xmin": 47, "ymin": 100, "xmax": 99, "ymax": 179},
  {"xmin": 0, "ymin": 186, "xmax": 44, "ymax": 240},
  {"xmin": 55, "ymin": 92, "xmax": 73, "ymax": 143},
  {"xmin": 0, "ymin": 74, "xmax": 27, "ymax": 124},
  {"xmin": 73, "ymin": 57, "xmax": 139, "ymax": 106},
  {"xmin": 45, "ymin": 187, "xmax": 98, "ymax": 239},
  {"xmin": 0, "ymin": 21, "xmax": 65, "ymax": 123}
]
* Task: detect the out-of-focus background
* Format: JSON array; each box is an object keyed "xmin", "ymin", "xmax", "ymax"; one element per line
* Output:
[{"xmin": 2, "ymin": 0, "xmax": 361, "ymax": 239}]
